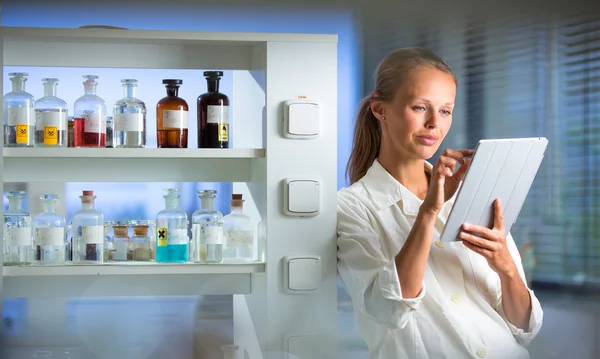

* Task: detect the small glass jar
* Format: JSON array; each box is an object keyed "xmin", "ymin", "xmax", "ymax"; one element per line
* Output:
[
  {"xmin": 111, "ymin": 221, "xmax": 130, "ymax": 262},
  {"xmin": 130, "ymin": 220, "xmax": 153, "ymax": 261},
  {"xmin": 71, "ymin": 190, "xmax": 104, "ymax": 264},
  {"xmin": 3, "ymin": 191, "xmax": 33, "ymax": 265},
  {"xmin": 103, "ymin": 221, "xmax": 115, "ymax": 262},
  {"xmin": 33, "ymin": 194, "xmax": 66, "ymax": 264},
  {"xmin": 106, "ymin": 116, "xmax": 114, "ymax": 148}
]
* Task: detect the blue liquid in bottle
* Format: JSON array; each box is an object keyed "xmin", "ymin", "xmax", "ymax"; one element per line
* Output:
[{"xmin": 156, "ymin": 188, "xmax": 189, "ymax": 263}]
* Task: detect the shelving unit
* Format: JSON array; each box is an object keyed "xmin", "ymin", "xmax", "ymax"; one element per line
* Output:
[{"xmin": 1, "ymin": 25, "xmax": 338, "ymax": 358}]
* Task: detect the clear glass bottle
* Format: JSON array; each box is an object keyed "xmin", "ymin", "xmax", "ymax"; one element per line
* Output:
[
  {"xmin": 73, "ymin": 75, "xmax": 107, "ymax": 148},
  {"xmin": 156, "ymin": 188, "xmax": 189, "ymax": 263},
  {"xmin": 3, "ymin": 72, "xmax": 35, "ymax": 147},
  {"xmin": 130, "ymin": 220, "xmax": 153, "ymax": 261},
  {"xmin": 3, "ymin": 191, "xmax": 32, "ymax": 265},
  {"xmin": 157, "ymin": 79, "xmax": 188, "ymax": 148},
  {"xmin": 34, "ymin": 78, "xmax": 68, "ymax": 147},
  {"xmin": 106, "ymin": 116, "xmax": 114, "ymax": 148},
  {"xmin": 111, "ymin": 221, "xmax": 130, "ymax": 262},
  {"xmin": 191, "ymin": 190, "xmax": 224, "ymax": 263},
  {"xmin": 113, "ymin": 79, "xmax": 146, "ymax": 148},
  {"xmin": 33, "ymin": 194, "xmax": 66, "ymax": 264},
  {"xmin": 71, "ymin": 190, "xmax": 104, "ymax": 263},
  {"xmin": 198, "ymin": 71, "xmax": 230, "ymax": 149},
  {"xmin": 103, "ymin": 221, "xmax": 115, "ymax": 261},
  {"xmin": 223, "ymin": 194, "xmax": 255, "ymax": 262}
]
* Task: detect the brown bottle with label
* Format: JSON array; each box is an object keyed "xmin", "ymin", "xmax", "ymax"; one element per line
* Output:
[
  {"xmin": 157, "ymin": 79, "xmax": 188, "ymax": 148},
  {"xmin": 197, "ymin": 71, "xmax": 230, "ymax": 148}
]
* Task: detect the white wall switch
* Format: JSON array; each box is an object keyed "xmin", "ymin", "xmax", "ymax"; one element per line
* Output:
[
  {"xmin": 283, "ymin": 178, "xmax": 320, "ymax": 217},
  {"xmin": 283, "ymin": 99, "xmax": 320, "ymax": 139},
  {"xmin": 283, "ymin": 255, "xmax": 322, "ymax": 293}
]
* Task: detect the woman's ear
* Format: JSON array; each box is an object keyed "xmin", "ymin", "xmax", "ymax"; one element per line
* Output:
[{"xmin": 370, "ymin": 93, "xmax": 386, "ymax": 123}]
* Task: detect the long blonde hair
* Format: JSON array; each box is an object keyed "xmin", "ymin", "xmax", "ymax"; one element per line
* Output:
[{"xmin": 345, "ymin": 47, "xmax": 458, "ymax": 184}]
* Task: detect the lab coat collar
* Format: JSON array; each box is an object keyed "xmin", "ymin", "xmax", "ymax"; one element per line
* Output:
[{"xmin": 360, "ymin": 159, "xmax": 433, "ymax": 216}]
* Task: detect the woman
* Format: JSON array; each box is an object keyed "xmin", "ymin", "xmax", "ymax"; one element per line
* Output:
[{"xmin": 337, "ymin": 48, "xmax": 543, "ymax": 359}]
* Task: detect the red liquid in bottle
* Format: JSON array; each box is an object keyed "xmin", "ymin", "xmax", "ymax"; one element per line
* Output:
[{"xmin": 73, "ymin": 117, "xmax": 106, "ymax": 147}]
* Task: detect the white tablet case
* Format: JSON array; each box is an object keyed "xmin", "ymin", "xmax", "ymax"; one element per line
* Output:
[{"xmin": 440, "ymin": 137, "xmax": 548, "ymax": 242}]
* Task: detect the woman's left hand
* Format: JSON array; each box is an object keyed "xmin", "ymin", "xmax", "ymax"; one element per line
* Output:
[{"xmin": 459, "ymin": 199, "xmax": 518, "ymax": 278}]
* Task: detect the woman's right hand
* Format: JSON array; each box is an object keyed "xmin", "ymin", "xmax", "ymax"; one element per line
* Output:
[{"xmin": 421, "ymin": 148, "xmax": 474, "ymax": 216}]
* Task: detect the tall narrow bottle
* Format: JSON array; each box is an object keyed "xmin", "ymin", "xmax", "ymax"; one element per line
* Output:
[
  {"xmin": 157, "ymin": 79, "xmax": 188, "ymax": 148},
  {"xmin": 3, "ymin": 191, "xmax": 33, "ymax": 265},
  {"xmin": 34, "ymin": 78, "xmax": 68, "ymax": 147},
  {"xmin": 73, "ymin": 75, "xmax": 107, "ymax": 148},
  {"xmin": 197, "ymin": 71, "xmax": 230, "ymax": 149},
  {"xmin": 223, "ymin": 194, "xmax": 255, "ymax": 262},
  {"xmin": 71, "ymin": 190, "xmax": 104, "ymax": 263},
  {"xmin": 156, "ymin": 188, "xmax": 189, "ymax": 263},
  {"xmin": 33, "ymin": 194, "xmax": 66, "ymax": 264},
  {"xmin": 3, "ymin": 72, "xmax": 35, "ymax": 147},
  {"xmin": 113, "ymin": 79, "xmax": 146, "ymax": 148},
  {"xmin": 191, "ymin": 190, "xmax": 224, "ymax": 263}
]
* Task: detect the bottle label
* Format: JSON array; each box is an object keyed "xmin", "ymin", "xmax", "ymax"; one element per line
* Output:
[
  {"xmin": 8, "ymin": 107, "xmax": 32, "ymax": 126},
  {"xmin": 36, "ymin": 111, "xmax": 67, "ymax": 131},
  {"xmin": 227, "ymin": 229, "xmax": 253, "ymax": 247},
  {"xmin": 163, "ymin": 110, "xmax": 188, "ymax": 129},
  {"xmin": 5, "ymin": 227, "xmax": 31, "ymax": 246},
  {"xmin": 113, "ymin": 241, "xmax": 128, "ymax": 261},
  {"xmin": 115, "ymin": 113, "xmax": 143, "ymax": 132},
  {"xmin": 16, "ymin": 124, "xmax": 29, "ymax": 143},
  {"xmin": 207, "ymin": 105, "xmax": 229, "ymax": 124},
  {"xmin": 157, "ymin": 227, "xmax": 167, "ymax": 247},
  {"xmin": 35, "ymin": 227, "xmax": 64, "ymax": 246},
  {"xmin": 44, "ymin": 126, "xmax": 59, "ymax": 145},
  {"xmin": 82, "ymin": 225, "xmax": 104, "ymax": 244},
  {"xmin": 167, "ymin": 228, "xmax": 188, "ymax": 245},
  {"xmin": 83, "ymin": 113, "xmax": 107, "ymax": 134},
  {"xmin": 193, "ymin": 224, "xmax": 223, "ymax": 245}
]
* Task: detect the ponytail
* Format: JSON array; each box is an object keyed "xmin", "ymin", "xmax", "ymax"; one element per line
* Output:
[{"xmin": 345, "ymin": 96, "xmax": 381, "ymax": 185}]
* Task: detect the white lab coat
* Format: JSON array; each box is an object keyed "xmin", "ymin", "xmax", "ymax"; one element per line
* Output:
[{"xmin": 337, "ymin": 159, "xmax": 543, "ymax": 359}]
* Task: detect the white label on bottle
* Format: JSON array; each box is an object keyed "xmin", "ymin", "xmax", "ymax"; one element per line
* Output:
[
  {"xmin": 83, "ymin": 113, "xmax": 106, "ymax": 134},
  {"xmin": 115, "ymin": 113, "xmax": 143, "ymax": 132},
  {"xmin": 35, "ymin": 111, "xmax": 67, "ymax": 131},
  {"xmin": 8, "ymin": 107, "xmax": 33, "ymax": 126},
  {"xmin": 82, "ymin": 225, "xmax": 104, "ymax": 244},
  {"xmin": 227, "ymin": 230, "xmax": 253, "ymax": 247},
  {"xmin": 207, "ymin": 105, "xmax": 229, "ymax": 124},
  {"xmin": 194, "ymin": 224, "xmax": 223, "ymax": 245},
  {"xmin": 5, "ymin": 227, "xmax": 31, "ymax": 246},
  {"xmin": 167, "ymin": 228, "xmax": 188, "ymax": 245},
  {"xmin": 163, "ymin": 110, "xmax": 188, "ymax": 129},
  {"xmin": 113, "ymin": 241, "xmax": 128, "ymax": 261},
  {"xmin": 35, "ymin": 227, "xmax": 64, "ymax": 246}
]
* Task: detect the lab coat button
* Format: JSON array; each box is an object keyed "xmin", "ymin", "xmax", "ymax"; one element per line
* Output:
[
  {"xmin": 435, "ymin": 240, "xmax": 445, "ymax": 248},
  {"xmin": 451, "ymin": 294, "xmax": 461, "ymax": 303},
  {"xmin": 477, "ymin": 348, "xmax": 486, "ymax": 358}
]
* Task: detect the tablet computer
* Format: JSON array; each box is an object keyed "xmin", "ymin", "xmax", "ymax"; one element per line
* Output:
[{"xmin": 439, "ymin": 137, "xmax": 548, "ymax": 242}]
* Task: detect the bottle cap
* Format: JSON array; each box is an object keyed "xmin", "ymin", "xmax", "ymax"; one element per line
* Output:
[
  {"xmin": 204, "ymin": 71, "xmax": 223, "ymax": 78},
  {"xmin": 232, "ymin": 194, "xmax": 243, "ymax": 200},
  {"xmin": 82, "ymin": 190, "xmax": 94, "ymax": 196},
  {"xmin": 162, "ymin": 79, "xmax": 183, "ymax": 85}
]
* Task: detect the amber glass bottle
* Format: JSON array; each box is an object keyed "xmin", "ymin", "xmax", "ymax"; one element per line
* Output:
[
  {"xmin": 157, "ymin": 79, "xmax": 188, "ymax": 148},
  {"xmin": 197, "ymin": 71, "xmax": 230, "ymax": 148}
]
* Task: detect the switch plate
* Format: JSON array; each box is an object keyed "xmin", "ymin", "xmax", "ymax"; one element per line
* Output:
[
  {"xmin": 283, "ymin": 255, "xmax": 322, "ymax": 293},
  {"xmin": 283, "ymin": 99, "xmax": 320, "ymax": 139},
  {"xmin": 283, "ymin": 178, "xmax": 320, "ymax": 217}
]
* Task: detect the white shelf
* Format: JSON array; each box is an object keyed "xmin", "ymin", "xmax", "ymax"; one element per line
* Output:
[
  {"xmin": 2, "ymin": 262, "xmax": 265, "ymax": 297},
  {"xmin": 1, "ymin": 26, "xmax": 337, "ymax": 70},
  {"xmin": 3, "ymin": 148, "xmax": 265, "ymax": 182}
]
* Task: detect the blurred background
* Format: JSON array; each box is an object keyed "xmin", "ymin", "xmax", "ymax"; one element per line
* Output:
[{"xmin": 1, "ymin": 0, "xmax": 599, "ymax": 358}]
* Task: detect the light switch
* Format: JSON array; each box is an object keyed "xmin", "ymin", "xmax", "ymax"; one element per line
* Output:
[
  {"xmin": 284, "ymin": 255, "xmax": 322, "ymax": 293},
  {"xmin": 283, "ymin": 178, "xmax": 320, "ymax": 217},
  {"xmin": 283, "ymin": 99, "xmax": 320, "ymax": 139}
]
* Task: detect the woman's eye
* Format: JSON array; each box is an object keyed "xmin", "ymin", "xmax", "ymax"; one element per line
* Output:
[
  {"xmin": 441, "ymin": 110, "xmax": 452, "ymax": 115},
  {"xmin": 413, "ymin": 106, "xmax": 426, "ymax": 112}
]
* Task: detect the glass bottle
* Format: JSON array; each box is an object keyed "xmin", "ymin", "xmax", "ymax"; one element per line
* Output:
[
  {"xmin": 198, "ymin": 71, "xmax": 230, "ymax": 149},
  {"xmin": 130, "ymin": 220, "xmax": 153, "ymax": 261},
  {"xmin": 111, "ymin": 221, "xmax": 130, "ymax": 262},
  {"xmin": 105, "ymin": 116, "xmax": 114, "ymax": 148},
  {"xmin": 33, "ymin": 194, "xmax": 66, "ymax": 264},
  {"xmin": 156, "ymin": 79, "xmax": 188, "ymax": 148},
  {"xmin": 67, "ymin": 116, "xmax": 74, "ymax": 147},
  {"xmin": 71, "ymin": 190, "xmax": 104, "ymax": 263},
  {"xmin": 34, "ymin": 78, "xmax": 68, "ymax": 147},
  {"xmin": 3, "ymin": 72, "xmax": 35, "ymax": 147},
  {"xmin": 73, "ymin": 75, "xmax": 107, "ymax": 148},
  {"xmin": 113, "ymin": 79, "xmax": 146, "ymax": 148},
  {"xmin": 191, "ymin": 190, "xmax": 224, "ymax": 263},
  {"xmin": 223, "ymin": 194, "xmax": 255, "ymax": 262},
  {"xmin": 156, "ymin": 188, "xmax": 189, "ymax": 263},
  {"xmin": 3, "ymin": 191, "xmax": 32, "ymax": 265}
]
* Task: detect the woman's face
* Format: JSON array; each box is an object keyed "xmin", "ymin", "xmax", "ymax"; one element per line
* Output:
[{"xmin": 372, "ymin": 66, "xmax": 457, "ymax": 161}]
